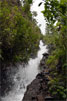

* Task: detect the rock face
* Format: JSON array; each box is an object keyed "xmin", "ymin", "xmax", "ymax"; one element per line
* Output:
[
  {"xmin": 23, "ymin": 71, "xmax": 52, "ymax": 101},
  {"xmin": 23, "ymin": 53, "xmax": 66, "ymax": 101},
  {"xmin": 23, "ymin": 53, "xmax": 54, "ymax": 101}
]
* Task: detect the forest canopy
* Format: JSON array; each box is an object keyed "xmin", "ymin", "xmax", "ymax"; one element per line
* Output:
[{"xmin": 0, "ymin": 0, "xmax": 41, "ymax": 63}]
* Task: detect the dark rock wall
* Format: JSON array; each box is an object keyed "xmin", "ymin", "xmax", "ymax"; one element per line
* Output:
[{"xmin": 23, "ymin": 72, "xmax": 51, "ymax": 101}]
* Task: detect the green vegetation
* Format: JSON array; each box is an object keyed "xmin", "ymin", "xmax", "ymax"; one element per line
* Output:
[
  {"xmin": 0, "ymin": 0, "xmax": 41, "ymax": 63},
  {"xmin": 42, "ymin": 0, "xmax": 67, "ymax": 99}
]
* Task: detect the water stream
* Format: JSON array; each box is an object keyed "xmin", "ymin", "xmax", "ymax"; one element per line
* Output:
[
  {"xmin": 1, "ymin": 40, "xmax": 48, "ymax": 101},
  {"xmin": 1, "ymin": 0, "xmax": 48, "ymax": 101}
]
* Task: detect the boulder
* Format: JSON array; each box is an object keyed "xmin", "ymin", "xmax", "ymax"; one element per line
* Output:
[
  {"xmin": 43, "ymin": 53, "xmax": 49, "ymax": 58},
  {"xmin": 23, "ymin": 72, "xmax": 51, "ymax": 101}
]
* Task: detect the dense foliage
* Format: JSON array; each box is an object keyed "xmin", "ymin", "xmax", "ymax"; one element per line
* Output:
[
  {"xmin": 0, "ymin": 0, "xmax": 43, "ymax": 96},
  {"xmin": 0, "ymin": 0, "xmax": 41, "ymax": 63},
  {"xmin": 42, "ymin": 0, "xmax": 67, "ymax": 99}
]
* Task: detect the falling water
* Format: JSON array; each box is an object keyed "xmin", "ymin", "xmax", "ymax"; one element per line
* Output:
[
  {"xmin": 1, "ymin": 40, "xmax": 48, "ymax": 101},
  {"xmin": 1, "ymin": 0, "xmax": 48, "ymax": 101}
]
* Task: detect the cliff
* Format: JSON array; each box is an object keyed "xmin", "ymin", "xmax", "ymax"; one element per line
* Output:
[
  {"xmin": 23, "ymin": 72, "xmax": 53, "ymax": 101},
  {"xmin": 23, "ymin": 53, "xmax": 66, "ymax": 101},
  {"xmin": 23, "ymin": 53, "xmax": 53, "ymax": 101}
]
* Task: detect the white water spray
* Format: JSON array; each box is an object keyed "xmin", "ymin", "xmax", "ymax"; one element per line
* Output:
[{"xmin": 1, "ymin": 40, "xmax": 48, "ymax": 101}]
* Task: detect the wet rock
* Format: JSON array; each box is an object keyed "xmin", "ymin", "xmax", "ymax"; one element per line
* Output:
[
  {"xmin": 37, "ymin": 94, "xmax": 44, "ymax": 101},
  {"xmin": 40, "ymin": 60, "xmax": 45, "ymax": 66},
  {"xmin": 39, "ymin": 53, "xmax": 49, "ymax": 71},
  {"xmin": 23, "ymin": 72, "xmax": 50, "ymax": 101},
  {"xmin": 36, "ymin": 72, "xmax": 45, "ymax": 79},
  {"xmin": 43, "ymin": 53, "xmax": 49, "ymax": 58}
]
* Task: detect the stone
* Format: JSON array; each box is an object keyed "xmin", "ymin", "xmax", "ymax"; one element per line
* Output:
[
  {"xmin": 43, "ymin": 53, "xmax": 49, "ymax": 57},
  {"xmin": 23, "ymin": 72, "xmax": 51, "ymax": 101}
]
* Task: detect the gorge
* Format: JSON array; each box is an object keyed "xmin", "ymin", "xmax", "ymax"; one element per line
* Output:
[
  {"xmin": 1, "ymin": 0, "xmax": 66, "ymax": 101},
  {"xmin": 1, "ymin": 0, "xmax": 48, "ymax": 101}
]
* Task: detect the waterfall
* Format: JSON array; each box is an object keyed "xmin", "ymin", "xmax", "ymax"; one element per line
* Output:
[
  {"xmin": 1, "ymin": 40, "xmax": 48, "ymax": 101},
  {"xmin": 1, "ymin": 0, "xmax": 48, "ymax": 101}
]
